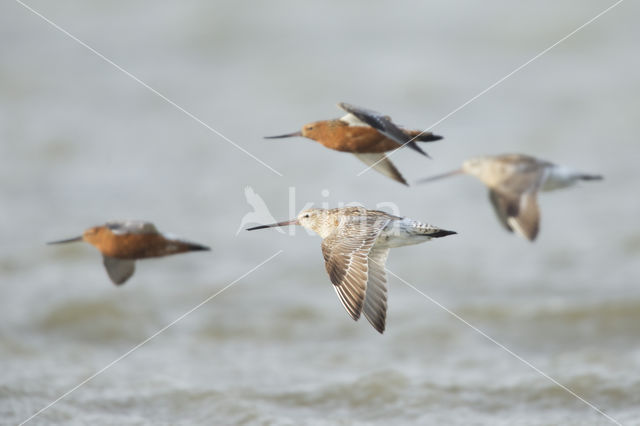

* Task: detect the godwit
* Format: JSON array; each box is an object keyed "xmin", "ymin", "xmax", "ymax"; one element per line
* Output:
[
  {"xmin": 247, "ymin": 206, "xmax": 455, "ymax": 333},
  {"xmin": 417, "ymin": 154, "xmax": 603, "ymax": 241},
  {"xmin": 265, "ymin": 102, "xmax": 443, "ymax": 185},
  {"xmin": 48, "ymin": 220, "xmax": 210, "ymax": 285}
]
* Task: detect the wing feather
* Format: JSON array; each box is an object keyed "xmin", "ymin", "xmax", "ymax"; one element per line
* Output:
[
  {"xmin": 363, "ymin": 247, "xmax": 390, "ymax": 333},
  {"xmin": 338, "ymin": 102, "xmax": 427, "ymax": 156},
  {"xmin": 353, "ymin": 153, "xmax": 408, "ymax": 185},
  {"xmin": 103, "ymin": 256, "xmax": 136, "ymax": 285},
  {"xmin": 321, "ymin": 215, "xmax": 389, "ymax": 322}
]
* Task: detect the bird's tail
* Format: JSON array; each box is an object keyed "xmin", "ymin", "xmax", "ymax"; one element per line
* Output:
[
  {"xmin": 428, "ymin": 229, "xmax": 457, "ymax": 238},
  {"xmin": 413, "ymin": 223, "xmax": 457, "ymax": 238},
  {"xmin": 579, "ymin": 174, "xmax": 603, "ymax": 181},
  {"xmin": 405, "ymin": 130, "xmax": 443, "ymax": 143}
]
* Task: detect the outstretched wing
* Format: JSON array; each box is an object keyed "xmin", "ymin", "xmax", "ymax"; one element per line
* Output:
[
  {"xmin": 363, "ymin": 246, "xmax": 390, "ymax": 333},
  {"xmin": 353, "ymin": 153, "xmax": 408, "ymax": 185},
  {"xmin": 321, "ymin": 214, "xmax": 390, "ymax": 322},
  {"xmin": 488, "ymin": 189, "xmax": 541, "ymax": 241},
  {"xmin": 338, "ymin": 102, "xmax": 427, "ymax": 156},
  {"xmin": 103, "ymin": 256, "xmax": 136, "ymax": 285}
]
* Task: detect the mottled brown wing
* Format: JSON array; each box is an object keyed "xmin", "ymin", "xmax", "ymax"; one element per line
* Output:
[
  {"xmin": 321, "ymin": 215, "xmax": 390, "ymax": 322},
  {"xmin": 363, "ymin": 246, "xmax": 390, "ymax": 333}
]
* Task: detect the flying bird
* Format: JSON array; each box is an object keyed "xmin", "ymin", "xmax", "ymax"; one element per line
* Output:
[
  {"xmin": 48, "ymin": 220, "xmax": 210, "ymax": 284},
  {"xmin": 417, "ymin": 153, "xmax": 603, "ymax": 241},
  {"xmin": 265, "ymin": 102, "xmax": 443, "ymax": 185},
  {"xmin": 247, "ymin": 207, "xmax": 455, "ymax": 333}
]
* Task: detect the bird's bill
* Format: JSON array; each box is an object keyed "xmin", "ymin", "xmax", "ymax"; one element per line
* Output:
[
  {"xmin": 47, "ymin": 236, "xmax": 83, "ymax": 245},
  {"xmin": 246, "ymin": 219, "xmax": 299, "ymax": 231},
  {"xmin": 415, "ymin": 169, "xmax": 465, "ymax": 184},
  {"xmin": 264, "ymin": 131, "xmax": 303, "ymax": 139}
]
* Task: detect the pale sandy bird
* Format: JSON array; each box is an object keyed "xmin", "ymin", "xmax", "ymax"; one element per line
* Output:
[
  {"xmin": 247, "ymin": 206, "xmax": 455, "ymax": 333},
  {"xmin": 417, "ymin": 154, "xmax": 603, "ymax": 241},
  {"xmin": 48, "ymin": 220, "xmax": 210, "ymax": 285},
  {"xmin": 265, "ymin": 102, "xmax": 443, "ymax": 185}
]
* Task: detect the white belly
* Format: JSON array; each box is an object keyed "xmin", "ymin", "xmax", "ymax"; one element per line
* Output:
[
  {"xmin": 541, "ymin": 166, "xmax": 580, "ymax": 191},
  {"xmin": 374, "ymin": 220, "xmax": 434, "ymax": 249}
]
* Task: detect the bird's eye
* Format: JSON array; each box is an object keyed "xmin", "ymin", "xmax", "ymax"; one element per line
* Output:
[{"xmin": 304, "ymin": 214, "xmax": 310, "ymax": 218}]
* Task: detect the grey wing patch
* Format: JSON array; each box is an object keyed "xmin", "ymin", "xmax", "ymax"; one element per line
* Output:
[
  {"xmin": 353, "ymin": 153, "xmax": 408, "ymax": 185},
  {"xmin": 488, "ymin": 189, "xmax": 540, "ymax": 241},
  {"xmin": 321, "ymin": 215, "xmax": 390, "ymax": 322},
  {"xmin": 103, "ymin": 256, "xmax": 136, "ymax": 285},
  {"xmin": 338, "ymin": 102, "xmax": 427, "ymax": 156},
  {"xmin": 106, "ymin": 220, "xmax": 158, "ymax": 235},
  {"xmin": 363, "ymin": 246, "xmax": 390, "ymax": 334}
]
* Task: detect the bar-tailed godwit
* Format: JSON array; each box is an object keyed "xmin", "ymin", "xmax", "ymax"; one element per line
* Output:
[
  {"xmin": 417, "ymin": 154, "xmax": 603, "ymax": 241},
  {"xmin": 48, "ymin": 220, "xmax": 210, "ymax": 285},
  {"xmin": 265, "ymin": 102, "xmax": 443, "ymax": 185},
  {"xmin": 247, "ymin": 206, "xmax": 455, "ymax": 333}
]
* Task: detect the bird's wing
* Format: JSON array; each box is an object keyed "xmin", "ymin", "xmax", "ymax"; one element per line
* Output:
[
  {"xmin": 338, "ymin": 102, "xmax": 427, "ymax": 156},
  {"xmin": 353, "ymin": 153, "xmax": 408, "ymax": 185},
  {"xmin": 339, "ymin": 112, "xmax": 369, "ymax": 127},
  {"xmin": 488, "ymin": 189, "xmax": 541, "ymax": 241},
  {"xmin": 103, "ymin": 256, "xmax": 136, "ymax": 285},
  {"xmin": 106, "ymin": 220, "xmax": 158, "ymax": 235},
  {"xmin": 493, "ymin": 160, "xmax": 548, "ymax": 195},
  {"xmin": 488, "ymin": 189, "xmax": 516, "ymax": 232},
  {"xmin": 363, "ymin": 246, "xmax": 390, "ymax": 334},
  {"xmin": 321, "ymin": 215, "xmax": 390, "ymax": 322},
  {"xmin": 487, "ymin": 163, "xmax": 547, "ymax": 241}
]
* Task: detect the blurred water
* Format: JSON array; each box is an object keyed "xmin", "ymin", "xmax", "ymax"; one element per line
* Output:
[{"xmin": 1, "ymin": 0, "xmax": 639, "ymax": 425}]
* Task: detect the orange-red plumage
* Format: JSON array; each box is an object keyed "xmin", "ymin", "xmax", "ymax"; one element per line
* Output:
[
  {"xmin": 265, "ymin": 102, "xmax": 443, "ymax": 185},
  {"xmin": 48, "ymin": 220, "xmax": 209, "ymax": 285}
]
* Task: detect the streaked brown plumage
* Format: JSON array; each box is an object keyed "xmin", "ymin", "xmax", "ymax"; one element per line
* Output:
[{"xmin": 247, "ymin": 207, "xmax": 456, "ymax": 333}]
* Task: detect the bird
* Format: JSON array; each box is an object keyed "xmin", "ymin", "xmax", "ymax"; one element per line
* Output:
[
  {"xmin": 417, "ymin": 153, "xmax": 603, "ymax": 241},
  {"xmin": 264, "ymin": 102, "xmax": 443, "ymax": 185},
  {"xmin": 48, "ymin": 220, "xmax": 210, "ymax": 285},
  {"xmin": 247, "ymin": 206, "xmax": 456, "ymax": 333}
]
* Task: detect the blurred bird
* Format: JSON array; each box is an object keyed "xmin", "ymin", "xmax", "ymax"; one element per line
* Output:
[
  {"xmin": 417, "ymin": 154, "xmax": 603, "ymax": 241},
  {"xmin": 265, "ymin": 102, "xmax": 443, "ymax": 185},
  {"xmin": 48, "ymin": 220, "xmax": 210, "ymax": 285},
  {"xmin": 247, "ymin": 206, "xmax": 455, "ymax": 333}
]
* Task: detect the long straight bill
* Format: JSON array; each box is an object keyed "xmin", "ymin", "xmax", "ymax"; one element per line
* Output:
[
  {"xmin": 47, "ymin": 236, "xmax": 83, "ymax": 245},
  {"xmin": 415, "ymin": 169, "xmax": 464, "ymax": 185},
  {"xmin": 263, "ymin": 131, "xmax": 303, "ymax": 139},
  {"xmin": 246, "ymin": 219, "xmax": 299, "ymax": 231}
]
